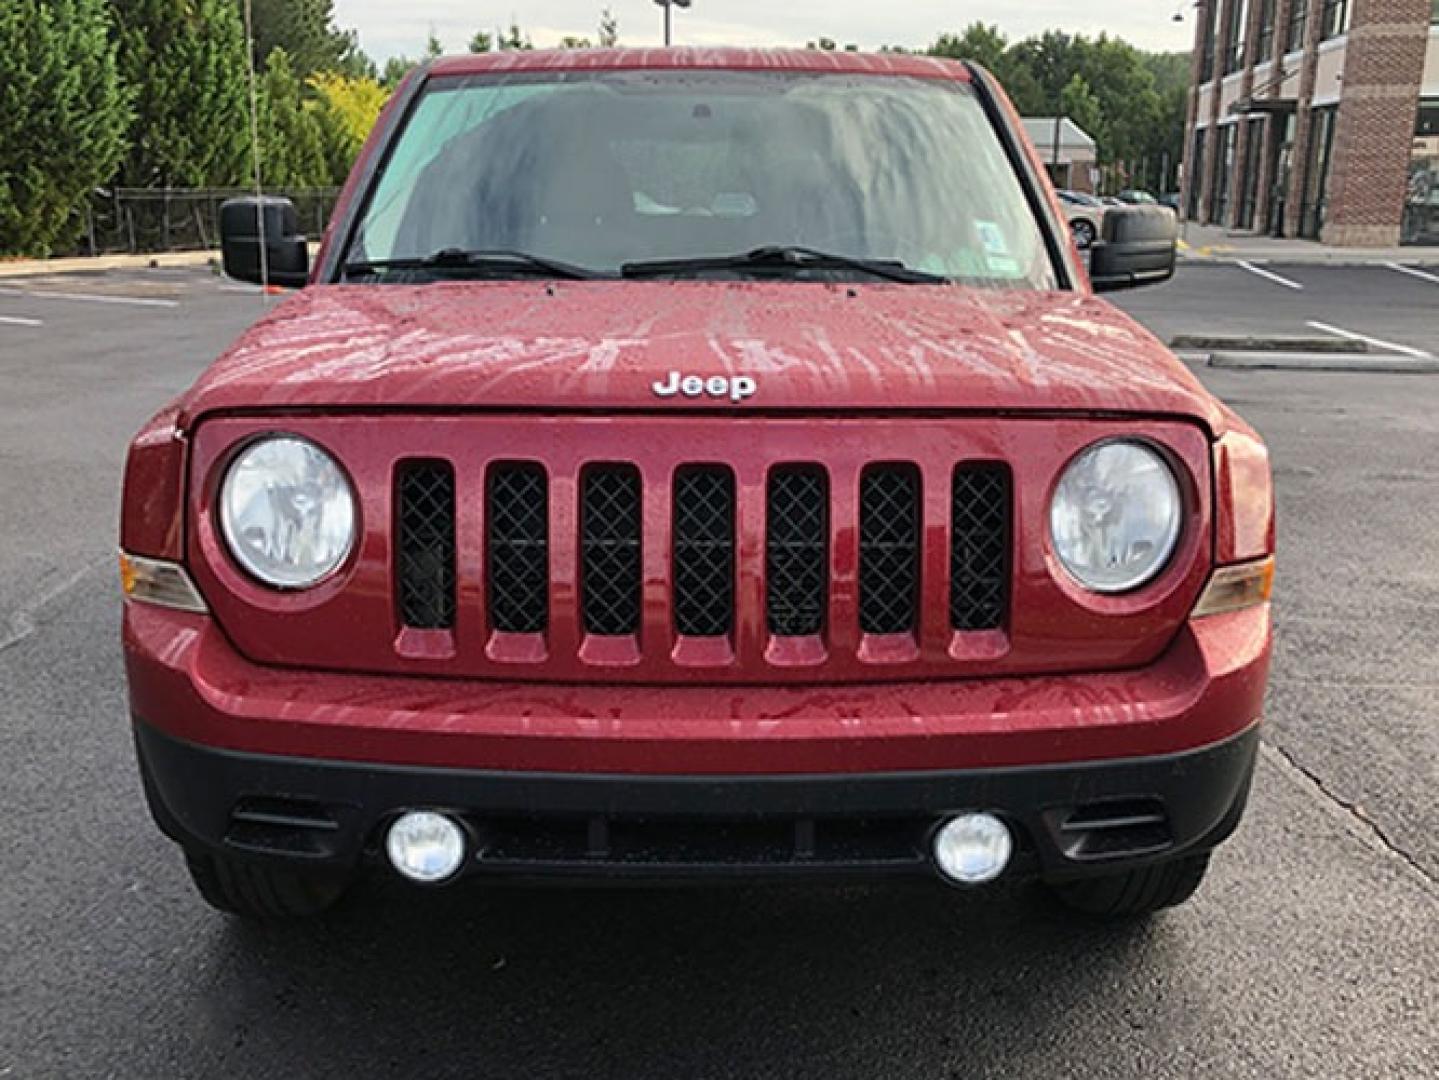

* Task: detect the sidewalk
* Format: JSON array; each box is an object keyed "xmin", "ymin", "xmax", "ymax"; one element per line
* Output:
[
  {"xmin": 1177, "ymin": 223, "xmax": 1439, "ymax": 266},
  {"xmin": 0, "ymin": 250, "xmax": 217, "ymax": 278}
]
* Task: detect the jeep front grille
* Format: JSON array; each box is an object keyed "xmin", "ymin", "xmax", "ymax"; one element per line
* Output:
[{"xmin": 390, "ymin": 446, "xmax": 1013, "ymax": 672}]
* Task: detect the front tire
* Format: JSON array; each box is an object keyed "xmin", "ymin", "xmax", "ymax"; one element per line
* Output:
[
  {"xmin": 184, "ymin": 850, "xmax": 350, "ymax": 921},
  {"xmin": 1049, "ymin": 852, "xmax": 1211, "ymax": 918}
]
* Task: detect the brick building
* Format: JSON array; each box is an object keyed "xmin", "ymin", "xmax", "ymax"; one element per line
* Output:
[{"xmin": 1182, "ymin": 0, "xmax": 1439, "ymax": 246}]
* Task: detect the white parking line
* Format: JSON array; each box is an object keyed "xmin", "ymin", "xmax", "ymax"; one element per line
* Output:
[
  {"xmin": 0, "ymin": 286, "xmax": 178, "ymax": 308},
  {"xmin": 1236, "ymin": 261, "xmax": 1304, "ymax": 290},
  {"xmin": 0, "ymin": 315, "xmax": 43, "ymax": 327},
  {"xmin": 1386, "ymin": 262, "xmax": 1439, "ymax": 286},
  {"xmin": 1306, "ymin": 320, "xmax": 1434, "ymax": 360}
]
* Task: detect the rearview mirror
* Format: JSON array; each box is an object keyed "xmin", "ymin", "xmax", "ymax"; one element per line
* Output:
[
  {"xmin": 219, "ymin": 196, "xmax": 309, "ymax": 289},
  {"xmin": 1089, "ymin": 206, "xmax": 1178, "ymax": 292}
]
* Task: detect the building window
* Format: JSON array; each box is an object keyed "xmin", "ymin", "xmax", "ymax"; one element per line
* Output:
[
  {"xmin": 1405, "ymin": 100, "xmax": 1439, "ymax": 245},
  {"xmin": 1320, "ymin": 0, "xmax": 1351, "ymax": 40},
  {"xmin": 1188, "ymin": 128, "xmax": 1208, "ymax": 219},
  {"xmin": 1225, "ymin": 0, "xmax": 1251, "ymax": 74},
  {"xmin": 1256, "ymin": 0, "xmax": 1277, "ymax": 59},
  {"xmin": 1238, "ymin": 119, "xmax": 1266, "ymax": 229},
  {"xmin": 1199, "ymin": 2, "xmax": 1219, "ymax": 82},
  {"xmin": 1212, "ymin": 123, "xmax": 1239, "ymax": 224},
  {"xmin": 1300, "ymin": 105, "xmax": 1338, "ymax": 238},
  {"xmin": 1287, "ymin": 0, "xmax": 1310, "ymax": 51}
]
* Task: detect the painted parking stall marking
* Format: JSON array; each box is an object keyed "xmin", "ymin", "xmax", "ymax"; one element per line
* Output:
[
  {"xmin": 1307, "ymin": 320, "xmax": 1435, "ymax": 360},
  {"xmin": 0, "ymin": 285, "xmax": 178, "ymax": 308},
  {"xmin": 0, "ymin": 315, "xmax": 44, "ymax": 327},
  {"xmin": 1236, "ymin": 261, "xmax": 1304, "ymax": 290},
  {"xmin": 1385, "ymin": 262, "xmax": 1439, "ymax": 286}
]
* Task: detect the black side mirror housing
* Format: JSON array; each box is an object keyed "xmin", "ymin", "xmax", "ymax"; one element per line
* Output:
[
  {"xmin": 219, "ymin": 196, "xmax": 310, "ymax": 288},
  {"xmin": 1089, "ymin": 206, "xmax": 1178, "ymax": 292}
]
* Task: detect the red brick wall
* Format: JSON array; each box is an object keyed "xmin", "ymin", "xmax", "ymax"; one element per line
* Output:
[{"xmin": 1321, "ymin": 0, "xmax": 1430, "ymax": 246}]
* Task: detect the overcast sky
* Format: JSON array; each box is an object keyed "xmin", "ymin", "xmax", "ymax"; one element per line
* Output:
[{"xmin": 332, "ymin": 1, "xmax": 1195, "ymax": 62}]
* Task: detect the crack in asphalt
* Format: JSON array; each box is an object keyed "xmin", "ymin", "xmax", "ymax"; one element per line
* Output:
[
  {"xmin": 0, "ymin": 558, "xmax": 111, "ymax": 654},
  {"xmin": 1260, "ymin": 739, "xmax": 1438, "ymax": 895}
]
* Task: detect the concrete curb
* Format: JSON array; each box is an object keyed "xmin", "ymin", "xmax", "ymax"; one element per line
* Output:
[
  {"xmin": 0, "ymin": 251, "xmax": 218, "ymax": 278},
  {"xmin": 1209, "ymin": 351, "xmax": 1439, "ymax": 374},
  {"xmin": 1181, "ymin": 253, "xmax": 1439, "ymax": 269},
  {"xmin": 1171, "ymin": 335, "xmax": 1368, "ymax": 354}
]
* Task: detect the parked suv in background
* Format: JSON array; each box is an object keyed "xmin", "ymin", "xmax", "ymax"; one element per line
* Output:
[{"xmin": 121, "ymin": 49, "xmax": 1274, "ymax": 923}]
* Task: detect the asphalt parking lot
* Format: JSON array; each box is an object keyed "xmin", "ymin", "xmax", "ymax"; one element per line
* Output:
[{"xmin": 1, "ymin": 263, "xmax": 1435, "ymax": 1079}]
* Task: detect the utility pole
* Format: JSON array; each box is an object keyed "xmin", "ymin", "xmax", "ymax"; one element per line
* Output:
[{"xmin": 655, "ymin": 0, "xmax": 692, "ymax": 46}]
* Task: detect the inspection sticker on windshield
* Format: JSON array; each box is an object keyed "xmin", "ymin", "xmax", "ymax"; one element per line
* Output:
[{"xmin": 976, "ymin": 221, "xmax": 1009, "ymax": 256}]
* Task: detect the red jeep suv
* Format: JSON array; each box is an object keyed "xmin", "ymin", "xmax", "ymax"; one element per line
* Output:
[{"xmin": 120, "ymin": 49, "xmax": 1274, "ymax": 920}]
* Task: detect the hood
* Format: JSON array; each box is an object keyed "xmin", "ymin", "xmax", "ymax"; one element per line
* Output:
[{"xmin": 179, "ymin": 281, "xmax": 1220, "ymax": 430}]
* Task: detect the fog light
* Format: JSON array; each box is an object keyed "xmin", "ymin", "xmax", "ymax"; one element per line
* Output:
[
  {"xmin": 386, "ymin": 811, "xmax": 466, "ymax": 884},
  {"xmin": 933, "ymin": 813, "xmax": 1013, "ymax": 885}
]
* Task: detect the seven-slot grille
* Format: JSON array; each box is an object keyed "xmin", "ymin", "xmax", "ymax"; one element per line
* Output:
[{"xmin": 395, "ymin": 460, "xmax": 1010, "ymax": 649}]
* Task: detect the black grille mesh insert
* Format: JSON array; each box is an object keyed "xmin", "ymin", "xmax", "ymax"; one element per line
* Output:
[
  {"xmin": 950, "ymin": 465, "xmax": 1010, "ymax": 631},
  {"xmin": 487, "ymin": 463, "xmax": 548, "ymax": 634},
  {"xmin": 767, "ymin": 468, "xmax": 828, "ymax": 636},
  {"xmin": 582, "ymin": 467, "xmax": 642, "ymax": 636},
  {"xmin": 859, "ymin": 466, "xmax": 920, "ymax": 635},
  {"xmin": 673, "ymin": 467, "xmax": 734, "ymax": 637},
  {"xmin": 396, "ymin": 461, "xmax": 456, "ymax": 630}
]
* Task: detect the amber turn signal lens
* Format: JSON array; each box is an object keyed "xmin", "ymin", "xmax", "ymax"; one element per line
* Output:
[
  {"xmin": 1192, "ymin": 557, "xmax": 1274, "ymax": 618},
  {"xmin": 119, "ymin": 551, "xmax": 209, "ymax": 614}
]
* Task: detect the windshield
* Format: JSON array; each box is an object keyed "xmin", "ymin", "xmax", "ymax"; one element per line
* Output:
[{"xmin": 344, "ymin": 70, "xmax": 1058, "ymax": 289}]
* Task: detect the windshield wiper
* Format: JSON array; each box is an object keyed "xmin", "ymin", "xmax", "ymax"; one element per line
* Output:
[
  {"xmin": 621, "ymin": 245, "xmax": 947, "ymax": 284},
  {"xmin": 343, "ymin": 248, "xmax": 601, "ymax": 281}
]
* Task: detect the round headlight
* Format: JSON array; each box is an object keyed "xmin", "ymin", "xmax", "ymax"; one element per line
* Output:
[
  {"xmin": 1050, "ymin": 439, "xmax": 1182, "ymax": 594},
  {"xmin": 219, "ymin": 436, "xmax": 356, "ymax": 589}
]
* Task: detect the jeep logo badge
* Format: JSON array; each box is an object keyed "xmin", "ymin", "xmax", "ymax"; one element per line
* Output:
[{"xmin": 652, "ymin": 371, "xmax": 757, "ymax": 404}]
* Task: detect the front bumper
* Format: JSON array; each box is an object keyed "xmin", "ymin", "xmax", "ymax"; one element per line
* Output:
[
  {"xmin": 125, "ymin": 601, "xmax": 1270, "ymax": 883},
  {"xmin": 136, "ymin": 719, "xmax": 1259, "ymax": 883}
]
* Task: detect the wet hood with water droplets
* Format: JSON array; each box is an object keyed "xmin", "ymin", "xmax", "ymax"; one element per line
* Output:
[{"xmin": 179, "ymin": 281, "xmax": 1221, "ymax": 432}]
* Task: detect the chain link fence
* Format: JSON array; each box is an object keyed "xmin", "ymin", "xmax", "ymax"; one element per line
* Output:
[{"xmin": 65, "ymin": 187, "xmax": 341, "ymax": 257}]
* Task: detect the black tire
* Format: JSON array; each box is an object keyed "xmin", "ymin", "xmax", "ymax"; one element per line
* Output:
[
  {"xmin": 1049, "ymin": 852, "xmax": 1211, "ymax": 919},
  {"xmin": 184, "ymin": 850, "xmax": 350, "ymax": 921},
  {"xmin": 1071, "ymin": 219, "xmax": 1097, "ymax": 250}
]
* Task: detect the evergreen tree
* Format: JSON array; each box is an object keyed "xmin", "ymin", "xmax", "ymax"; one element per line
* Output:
[
  {"xmin": 0, "ymin": 0, "xmax": 131, "ymax": 255},
  {"xmin": 240, "ymin": 0, "xmax": 358, "ymax": 77},
  {"xmin": 468, "ymin": 30, "xmax": 494, "ymax": 54},
  {"xmin": 255, "ymin": 48, "xmax": 329, "ymax": 188},
  {"xmin": 115, "ymin": 0, "xmax": 251, "ymax": 188}
]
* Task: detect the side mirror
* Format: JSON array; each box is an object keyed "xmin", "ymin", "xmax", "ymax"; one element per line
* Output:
[
  {"xmin": 1089, "ymin": 206, "xmax": 1178, "ymax": 292},
  {"xmin": 219, "ymin": 196, "xmax": 309, "ymax": 288}
]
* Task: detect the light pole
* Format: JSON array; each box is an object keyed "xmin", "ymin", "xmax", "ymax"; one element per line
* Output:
[{"xmin": 655, "ymin": 0, "xmax": 692, "ymax": 46}]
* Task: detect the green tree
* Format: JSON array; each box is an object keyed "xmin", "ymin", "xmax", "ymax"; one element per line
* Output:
[
  {"xmin": 927, "ymin": 23, "xmax": 1044, "ymax": 114},
  {"xmin": 498, "ymin": 23, "xmax": 532, "ymax": 50},
  {"xmin": 559, "ymin": 35, "xmax": 594, "ymax": 49},
  {"xmin": 255, "ymin": 47, "xmax": 328, "ymax": 188},
  {"xmin": 1058, "ymin": 74, "xmax": 1105, "ymax": 148},
  {"xmin": 240, "ymin": 0, "xmax": 359, "ymax": 77},
  {"xmin": 308, "ymin": 71, "xmax": 390, "ymax": 183},
  {"xmin": 115, "ymin": 0, "xmax": 252, "ymax": 188},
  {"xmin": 468, "ymin": 30, "xmax": 494, "ymax": 53},
  {"xmin": 0, "ymin": 0, "xmax": 131, "ymax": 255}
]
